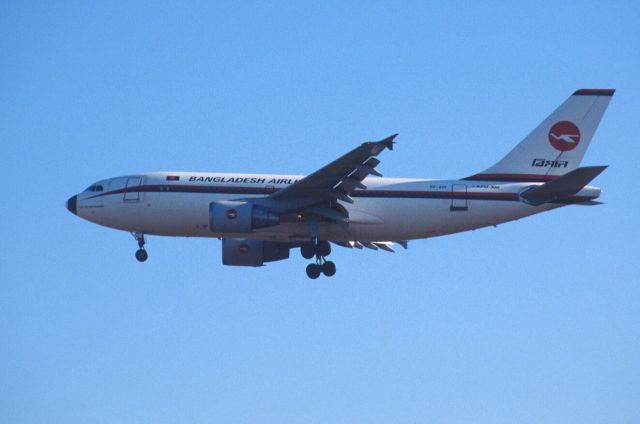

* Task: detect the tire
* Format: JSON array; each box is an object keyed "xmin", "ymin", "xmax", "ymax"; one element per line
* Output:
[
  {"xmin": 306, "ymin": 264, "xmax": 321, "ymax": 279},
  {"xmin": 322, "ymin": 261, "xmax": 336, "ymax": 277},
  {"xmin": 316, "ymin": 240, "xmax": 331, "ymax": 257},
  {"xmin": 300, "ymin": 243, "xmax": 315, "ymax": 259},
  {"xmin": 135, "ymin": 249, "xmax": 148, "ymax": 262}
]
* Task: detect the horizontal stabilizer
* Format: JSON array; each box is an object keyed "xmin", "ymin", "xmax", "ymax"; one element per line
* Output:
[{"xmin": 519, "ymin": 166, "xmax": 607, "ymax": 206}]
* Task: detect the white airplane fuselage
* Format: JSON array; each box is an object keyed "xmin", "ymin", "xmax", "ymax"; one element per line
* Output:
[
  {"xmin": 65, "ymin": 89, "xmax": 613, "ymax": 277},
  {"xmin": 70, "ymin": 171, "xmax": 601, "ymax": 242}
]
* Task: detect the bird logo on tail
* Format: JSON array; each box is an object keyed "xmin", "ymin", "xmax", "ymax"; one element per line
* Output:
[{"xmin": 549, "ymin": 121, "xmax": 581, "ymax": 151}]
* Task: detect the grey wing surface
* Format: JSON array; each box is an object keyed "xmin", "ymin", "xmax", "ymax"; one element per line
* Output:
[{"xmin": 270, "ymin": 134, "xmax": 397, "ymax": 207}]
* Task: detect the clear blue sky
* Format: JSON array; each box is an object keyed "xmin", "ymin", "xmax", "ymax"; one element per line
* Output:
[{"xmin": 2, "ymin": 1, "xmax": 639, "ymax": 422}]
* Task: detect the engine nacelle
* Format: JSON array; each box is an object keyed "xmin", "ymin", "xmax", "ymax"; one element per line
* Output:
[
  {"xmin": 209, "ymin": 200, "xmax": 280, "ymax": 233},
  {"xmin": 222, "ymin": 238, "xmax": 290, "ymax": 267}
]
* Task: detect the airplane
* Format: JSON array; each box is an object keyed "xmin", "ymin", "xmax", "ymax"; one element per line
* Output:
[{"xmin": 66, "ymin": 88, "xmax": 614, "ymax": 279}]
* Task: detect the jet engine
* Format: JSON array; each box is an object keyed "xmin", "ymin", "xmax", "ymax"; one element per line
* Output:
[
  {"xmin": 209, "ymin": 200, "xmax": 280, "ymax": 233},
  {"xmin": 222, "ymin": 238, "xmax": 290, "ymax": 266}
]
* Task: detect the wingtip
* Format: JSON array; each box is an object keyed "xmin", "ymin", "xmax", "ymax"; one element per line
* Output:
[
  {"xmin": 596, "ymin": 165, "xmax": 608, "ymax": 175},
  {"xmin": 586, "ymin": 165, "xmax": 608, "ymax": 174},
  {"xmin": 381, "ymin": 133, "xmax": 398, "ymax": 150}
]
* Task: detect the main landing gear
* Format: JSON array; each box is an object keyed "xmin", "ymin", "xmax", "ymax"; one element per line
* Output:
[
  {"xmin": 132, "ymin": 232, "xmax": 148, "ymax": 262},
  {"xmin": 301, "ymin": 240, "xmax": 336, "ymax": 279}
]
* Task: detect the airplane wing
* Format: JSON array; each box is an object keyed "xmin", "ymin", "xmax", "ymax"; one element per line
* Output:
[{"xmin": 270, "ymin": 134, "xmax": 397, "ymax": 205}]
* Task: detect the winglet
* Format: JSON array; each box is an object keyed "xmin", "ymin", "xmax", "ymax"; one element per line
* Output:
[
  {"xmin": 362, "ymin": 133, "xmax": 398, "ymax": 155},
  {"xmin": 380, "ymin": 133, "xmax": 398, "ymax": 151}
]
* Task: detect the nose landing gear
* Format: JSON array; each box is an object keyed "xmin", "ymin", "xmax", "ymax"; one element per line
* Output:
[
  {"xmin": 135, "ymin": 248, "xmax": 148, "ymax": 262},
  {"xmin": 302, "ymin": 240, "xmax": 336, "ymax": 279},
  {"xmin": 132, "ymin": 232, "xmax": 148, "ymax": 262}
]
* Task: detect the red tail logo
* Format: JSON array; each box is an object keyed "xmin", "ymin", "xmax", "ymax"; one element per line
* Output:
[{"xmin": 549, "ymin": 121, "xmax": 580, "ymax": 151}]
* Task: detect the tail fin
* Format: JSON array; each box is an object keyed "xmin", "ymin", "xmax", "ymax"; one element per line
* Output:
[{"xmin": 466, "ymin": 89, "xmax": 614, "ymax": 182}]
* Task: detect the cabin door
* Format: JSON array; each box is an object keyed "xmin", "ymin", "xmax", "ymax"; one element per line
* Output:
[
  {"xmin": 450, "ymin": 184, "xmax": 468, "ymax": 211},
  {"xmin": 123, "ymin": 177, "xmax": 143, "ymax": 202}
]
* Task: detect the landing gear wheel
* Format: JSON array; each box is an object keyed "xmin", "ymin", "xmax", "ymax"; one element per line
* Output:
[
  {"xmin": 322, "ymin": 261, "xmax": 336, "ymax": 277},
  {"xmin": 306, "ymin": 263, "xmax": 321, "ymax": 279},
  {"xmin": 132, "ymin": 232, "xmax": 148, "ymax": 262},
  {"xmin": 135, "ymin": 249, "xmax": 148, "ymax": 262},
  {"xmin": 300, "ymin": 243, "xmax": 315, "ymax": 259},
  {"xmin": 316, "ymin": 240, "xmax": 331, "ymax": 257}
]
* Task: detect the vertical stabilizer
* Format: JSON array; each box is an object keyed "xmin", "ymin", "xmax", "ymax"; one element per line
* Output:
[{"xmin": 466, "ymin": 89, "xmax": 614, "ymax": 182}]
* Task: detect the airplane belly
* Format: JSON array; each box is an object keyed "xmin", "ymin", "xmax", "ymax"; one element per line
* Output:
[
  {"xmin": 343, "ymin": 198, "xmax": 556, "ymax": 241},
  {"xmin": 426, "ymin": 200, "xmax": 556, "ymax": 237},
  {"xmin": 100, "ymin": 193, "xmax": 212, "ymax": 236},
  {"xmin": 343, "ymin": 198, "xmax": 450, "ymax": 241}
]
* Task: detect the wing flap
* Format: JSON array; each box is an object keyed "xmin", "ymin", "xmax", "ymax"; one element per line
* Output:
[
  {"xmin": 331, "ymin": 240, "xmax": 408, "ymax": 252},
  {"xmin": 336, "ymin": 177, "xmax": 367, "ymax": 192}
]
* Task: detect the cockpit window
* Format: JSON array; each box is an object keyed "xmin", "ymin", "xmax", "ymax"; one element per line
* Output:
[{"xmin": 85, "ymin": 184, "xmax": 104, "ymax": 192}]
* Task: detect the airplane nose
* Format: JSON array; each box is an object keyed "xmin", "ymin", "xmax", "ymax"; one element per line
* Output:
[{"xmin": 66, "ymin": 195, "xmax": 77, "ymax": 215}]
